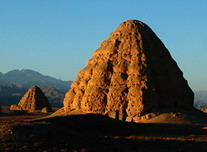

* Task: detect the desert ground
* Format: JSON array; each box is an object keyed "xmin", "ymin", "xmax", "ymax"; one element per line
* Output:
[{"xmin": 1, "ymin": 106, "xmax": 207, "ymax": 152}]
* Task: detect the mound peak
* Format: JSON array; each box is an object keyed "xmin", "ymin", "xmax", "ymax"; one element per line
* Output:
[{"xmin": 112, "ymin": 20, "xmax": 146, "ymax": 32}]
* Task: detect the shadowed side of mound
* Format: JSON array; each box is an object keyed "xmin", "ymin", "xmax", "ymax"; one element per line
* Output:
[
  {"xmin": 2, "ymin": 111, "xmax": 207, "ymax": 151},
  {"xmin": 25, "ymin": 112, "xmax": 207, "ymax": 136}
]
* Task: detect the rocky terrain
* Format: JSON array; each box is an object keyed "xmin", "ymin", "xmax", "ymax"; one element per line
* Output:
[{"xmin": 1, "ymin": 107, "xmax": 207, "ymax": 152}]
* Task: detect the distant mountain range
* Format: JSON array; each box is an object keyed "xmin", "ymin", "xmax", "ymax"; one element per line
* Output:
[
  {"xmin": 194, "ymin": 90, "xmax": 207, "ymax": 110},
  {"xmin": 0, "ymin": 84, "xmax": 26, "ymax": 106},
  {"xmin": 40, "ymin": 86, "xmax": 65, "ymax": 107},
  {"xmin": 0, "ymin": 69, "xmax": 72, "ymax": 107},
  {"xmin": 0, "ymin": 69, "xmax": 72, "ymax": 92},
  {"xmin": 0, "ymin": 69, "xmax": 206, "ymax": 110}
]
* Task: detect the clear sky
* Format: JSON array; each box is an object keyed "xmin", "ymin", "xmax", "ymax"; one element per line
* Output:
[{"xmin": 0, "ymin": 0, "xmax": 206, "ymax": 91}]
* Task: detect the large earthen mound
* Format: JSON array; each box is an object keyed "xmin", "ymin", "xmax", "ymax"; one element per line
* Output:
[
  {"xmin": 61, "ymin": 20, "xmax": 194, "ymax": 122},
  {"xmin": 10, "ymin": 86, "xmax": 52, "ymax": 112}
]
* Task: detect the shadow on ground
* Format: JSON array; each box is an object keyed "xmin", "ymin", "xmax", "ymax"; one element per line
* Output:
[{"xmin": 1, "ymin": 114, "xmax": 207, "ymax": 152}]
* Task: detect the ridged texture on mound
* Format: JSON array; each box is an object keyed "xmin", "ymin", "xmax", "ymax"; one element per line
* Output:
[
  {"xmin": 63, "ymin": 20, "xmax": 194, "ymax": 120},
  {"xmin": 14, "ymin": 86, "xmax": 52, "ymax": 112}
]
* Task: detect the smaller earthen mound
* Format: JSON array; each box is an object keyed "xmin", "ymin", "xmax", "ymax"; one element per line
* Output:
[{"xmin": 10, "ymin": 86, "xmax": 52, "ymax": 112}]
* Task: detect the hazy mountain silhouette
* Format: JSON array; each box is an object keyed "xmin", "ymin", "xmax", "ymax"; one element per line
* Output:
[
  {"xmin": 0, "ymin": 69, "xmax": 72, "ymax": 92},
  {"xmin": 194, "ymin": 90, "xmax": 207, "ymax": 110},
  {"xmin": 0, "ymin": 84, "xmax": 26, "ymax": 106},
  {"xmin": 195, "ymin": 91, "xmax": 207, "ymax": 103},
  {"xmin": 40, "ymin": 86, "xmax": 65, "ymax": 107}
]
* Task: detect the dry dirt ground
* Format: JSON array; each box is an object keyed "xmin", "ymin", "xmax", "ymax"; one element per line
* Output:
[{"xmin": 1, "ymin": 106, "xmax": 207, "ymax": 152}]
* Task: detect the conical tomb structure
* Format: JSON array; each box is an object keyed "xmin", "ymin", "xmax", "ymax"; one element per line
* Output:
[
  {"xmin": 63, "ymin": 20, "xmax": 194, "ymax": 121},
  {"xmin": 10, "ymin": 86, "xmax": 52, "ymax": 112}
]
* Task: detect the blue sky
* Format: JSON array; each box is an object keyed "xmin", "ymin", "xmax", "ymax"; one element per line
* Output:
[{"xmin": 0, "ymin": 0, "xmax": 206, "ymax": 91}]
